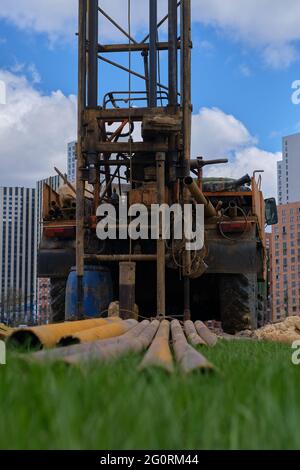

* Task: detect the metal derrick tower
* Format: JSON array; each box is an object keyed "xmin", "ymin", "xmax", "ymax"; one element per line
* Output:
[{"xmin": 76, "ymin": 0, "xmax": 192, "ymax": 319}]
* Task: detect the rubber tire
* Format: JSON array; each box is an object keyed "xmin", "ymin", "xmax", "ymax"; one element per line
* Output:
[
  {"xmin": 219, "ymin": 274, "xmax": 258, "ymax": 334},
  {"xmin": 50, "ymin": 278, "xmax": 67, "ymax": 324}
]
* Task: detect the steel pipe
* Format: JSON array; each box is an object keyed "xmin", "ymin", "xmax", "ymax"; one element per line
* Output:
[
  {"xmin": 29, "ymin": 320, "xmax": 152, "ymax": 363},
  {"xmin": 149, "ymin": 0, "xmax": 158, "ymax": 107},
  {"xmin": 171, "ymin": 320, "xmax": 214, "ymax": 374},
  {"xmin": 194, "ymin": 321, "xmax": 218, "ymax": 347},
  {"xmin": 76, "ymin": 0, "xmax": 88, "ymax": 319},
  {"xmin": 139, "ymin": 320, "xmax": 174, "ymax": 373},
  {"xmin": 65, "ymin": 320, "xmax": 160, "ymax": 365},
  {"xmin": 184, "ymin": 321, "xmax": 207, "ymax": 346},
  {"xmin": 85, "ymin": 255, "xmax": 158, "ymax": 262},
  {"xmin": 8, "ymin": 317, "xmax": 121, "ymax": 350},
  {"xmin": 57, "ymin": 319, "xmax": 137, "ymax": 347},
  {"xmin": 184, "ymin": 176, "xmax": 217, "ymax": 218}
]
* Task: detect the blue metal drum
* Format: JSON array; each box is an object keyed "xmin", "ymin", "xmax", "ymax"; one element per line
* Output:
[{"xmin": 65, "ymin": 266, "xmax": 113, "ymax": 320}]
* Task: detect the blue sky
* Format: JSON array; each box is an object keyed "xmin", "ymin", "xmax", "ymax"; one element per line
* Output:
[
  {"xmin": 1, "ymin": 16, "xmax": 299, "ymax": 150},
  {"xmin": 0, "ymin": 0, "xmax": 300, "ymax": 196}
]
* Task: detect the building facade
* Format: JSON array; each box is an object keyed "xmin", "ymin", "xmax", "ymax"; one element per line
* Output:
[
  {"xmin": 270, "ymin": 202, "xmax": 300, "ymax": 321},
  {"xmin": 67, "ymin": 141, "xmax": 77, "ymax": 183},
  {"xmin": 0, "ymin": 187, "xmax": 37, "ymax": 324},
  {"xmin": 278, "ymin": 133, "xmax": 300, "ymax": 205}
]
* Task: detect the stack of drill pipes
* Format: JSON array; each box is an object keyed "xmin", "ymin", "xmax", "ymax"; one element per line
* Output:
[
  {"xmin": 184, "ymin": 321, "xmax": 207, "ymax": 346},
  {"xmin": 139, "ymin": 320, "xmax": 174, "ymax": 373},
  {"xmin": 171, "ymin": 320, "xmax": 214, "ymax": 374},
  {"xmin": 194, "ymin": 321, "xmax": 218, "ymax": 347},
  {"xmin": 7, "ymin": 317, "xmax": 122, "ymax": 350},
  {"xmin": 65, "ymin": 320, "xmax": 160, "ymax": 365},
  {"xmin": 29, "ymin": 320, "xmax": 152, "ymax": 364},
  {"xmin": 57, "ymin": 319, "xmax": 138, "ymax": 347}
]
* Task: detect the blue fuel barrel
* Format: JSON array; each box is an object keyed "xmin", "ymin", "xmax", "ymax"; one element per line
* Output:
[{"xmin": 65, "ymin": 266, "xmax": 113, "ymax": 320}]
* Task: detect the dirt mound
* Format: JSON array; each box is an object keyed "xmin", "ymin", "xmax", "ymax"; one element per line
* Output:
[{"xmin": 255, "ymin": 316, "xmax": 300, "ymax": 344}]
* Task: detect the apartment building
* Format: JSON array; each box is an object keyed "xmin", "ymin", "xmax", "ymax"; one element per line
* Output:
[{"xmin": 270, "ymin": 202, "xmax": 300, "ymax": 321}]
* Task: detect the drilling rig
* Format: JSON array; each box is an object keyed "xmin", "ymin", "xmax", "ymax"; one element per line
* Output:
[{"xmin": 38, "ymin": 0, "xmax": 277, "ymax": 333}]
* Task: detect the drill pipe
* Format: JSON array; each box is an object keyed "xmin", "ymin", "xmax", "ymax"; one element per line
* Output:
[
  {"xmin": 184, "ymin": 321, "xmax": 207, "ymax": 346},
  {"xmin": 139, "ymin": 320, "xmax": 174, "ymax": 373},
  {"xmin": 29, "ymin": 320, "xmax": 152, "ymax": 363},
  {"xmin": 65, "ymin": 320, "xmax": 160, "ymax": 365},
  {"xmin": 8, "ymin": 317, "xmax": 122, "ymax": 350},
  {"xmin": 184, "ymin": 176, "xmax": 217, "ymax": 218},
  {"xmin": 171, "ymin": 320, "xmax": 214, "ymax": 374},
  {"xmin": 194, "ymin": 321, "xmax": 218, "ymax": 347},
  {"xmin": 57, "ymin": 319, "xmax": 138, "ymax": 347}
]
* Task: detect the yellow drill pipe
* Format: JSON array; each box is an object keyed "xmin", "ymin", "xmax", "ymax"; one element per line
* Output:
[
  {"xmin": 139, "ymin": 320, "xmax": 174, "ymax": 373},
  {"xmin": 57, "ymin": 319, "xmax": 138, "ymax": 347},
  {"xmin": 8, "ymin": 317, "xmax": 121, "ymax": 350},
  {"xmin": 184, "ymin": 321, "xmax": 207, "ymax": 346},
  {"xmin": 171, "ymin": 320, "xmax": 214, "ymax": 374},
  {"xmin": 65, "ymin": 320, "xmax": 160, "ymax": 366},
  {"xmin": 194, "ymin": 321, "xmax": 218, "ymax": 347},
  {"xmin": 29, "ymin": 320, "xmax": 155, "ymax": 363}
]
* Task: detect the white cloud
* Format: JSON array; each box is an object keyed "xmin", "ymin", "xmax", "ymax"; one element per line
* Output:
[
  {"xmin": 263, "ymin": 44, "xmax": 298, "ymax": 69},
  {"xmin": 1, "ymin": 0, "xmax": 300, "ymax": 67},
  {"xmin": 0, "ymin": 0, "xmax": 167, "ymax": 41},
  {"xmin": 192, "ymin": 107, "xmax": 255, "ymax": 157},
  {"xmin": 0, "ymin": 70, "xmax": 77, "ymax": 187},
  {"xmin": 0, "ymin": 0, "xmax": 77, "ymax": 41},
  {"xmin": 192, "ymin": 108, "xmax": 281, "ymax": 198},
  {"xmin": 193, "ymin": 0, "xmax": 300, "ymax": 68},
  {"xmin": 0, "ymin": 72, "xmax": 280, "ymax": 198}
]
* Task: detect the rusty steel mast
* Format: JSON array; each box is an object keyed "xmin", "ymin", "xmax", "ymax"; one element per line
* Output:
[{"xmin": 76, "ymin": 0, "xmax": 192, "ymax": 320}]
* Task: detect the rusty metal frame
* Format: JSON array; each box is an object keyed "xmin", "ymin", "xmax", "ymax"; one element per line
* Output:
[{"xmin": 76, "ymin": 0, "xmax": 192, "ymax": 320}]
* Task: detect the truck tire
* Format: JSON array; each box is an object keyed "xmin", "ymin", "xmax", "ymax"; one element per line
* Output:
[
  {"xmin": 50, "ymin": 278, "xmax": 67, "ymax": 323},
  {"xmin": 219, "ymin": 274, "xmax": 258, "ymax": 334}
]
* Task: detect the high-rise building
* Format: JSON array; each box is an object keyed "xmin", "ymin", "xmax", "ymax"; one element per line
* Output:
[
  {"xmin": 278, "ymin": 133, "xmax": 300, "ymax": 205},
  {"xmin": 270, "ymin": 202, "xmax": 300, "ymax": 321},
  {"xmin": 0, "ymin": 187, "xmax": 37, "ymax": 323},
  {"xmin": 67, "ymin": 141, "xmax": 77, "ymax": 183},
  {"xmin": 265, "ymin": 232, "xmax": 273, "ymax": 322}
]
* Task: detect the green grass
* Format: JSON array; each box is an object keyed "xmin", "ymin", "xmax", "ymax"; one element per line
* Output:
[{"xmin": 0, "ymin": 340, "xmax": 299, "ymax": 450}]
